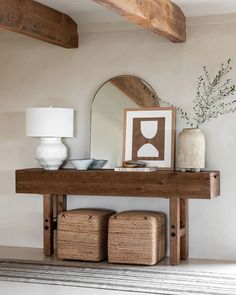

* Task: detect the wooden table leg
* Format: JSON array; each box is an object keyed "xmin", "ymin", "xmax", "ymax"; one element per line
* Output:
[
  {"xmin": 54, "ymin": 195, "xmax": 67, "ymax": 254},
  {"xmin": 169, "ymin": 198, "xmax": 189, "ymax": 265},
  {"xmin": 180, "ymin": 199, "xmax": 189, "ymax": 259},
  {"xmin": 56, "ymin": 195, "xmax": 67, "ymax": 215},
  {"xmin": 43, "ymin": 194, "xmax": 54, "ymax": 256},
  {"xmin": 169, "ymin": 198, "xmax": 180, "ymax": 265}
]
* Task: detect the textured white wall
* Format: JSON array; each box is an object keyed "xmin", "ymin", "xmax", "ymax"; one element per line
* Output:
[{"xmin": 0, "ymin": 21, "xmax": 236, "ymax": 260}]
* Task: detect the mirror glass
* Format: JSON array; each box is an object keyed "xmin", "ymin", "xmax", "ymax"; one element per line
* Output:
[{"xmin": 90, "ymin": 75, "xmax": 159, "ymax": 169}]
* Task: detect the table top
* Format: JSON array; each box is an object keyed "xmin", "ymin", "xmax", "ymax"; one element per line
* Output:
[{"xmin": 15, "ymin": 168, "xmax": 220, "ymax": 199}]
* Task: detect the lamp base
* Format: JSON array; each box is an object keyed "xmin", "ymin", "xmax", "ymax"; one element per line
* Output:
[{"xmin": 35, "ymin": 138, "xmax": 67, "ymax": 170}]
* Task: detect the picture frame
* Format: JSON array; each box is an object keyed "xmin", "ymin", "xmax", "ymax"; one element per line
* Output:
[{"xmin": 123, "ymin": 108, "xmax": 176, "ymax": 170}]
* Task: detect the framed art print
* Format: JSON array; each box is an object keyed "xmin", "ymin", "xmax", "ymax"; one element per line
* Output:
[{"xmin": 123, "ymin": 108, "xmax": 176, "ymax": 170}]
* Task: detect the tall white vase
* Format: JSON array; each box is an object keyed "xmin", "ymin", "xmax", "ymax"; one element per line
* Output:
[{"xmin": 176, "ymin": 128, "xmax": 205, "ymax": 172}]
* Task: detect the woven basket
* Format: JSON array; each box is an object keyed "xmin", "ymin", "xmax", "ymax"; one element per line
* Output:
[
  {"xmin": 57, "ymin": 209, "xmax": 115, "ymax": 261},
  {"xmin": 108, "ymin": 211, "xmax": 166, "ymax": 265}
]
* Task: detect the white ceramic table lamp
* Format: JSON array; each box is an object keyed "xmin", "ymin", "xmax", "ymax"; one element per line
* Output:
[{"xmin": 26, "ymin": 107, "xmax": 74, "ymax": 170}]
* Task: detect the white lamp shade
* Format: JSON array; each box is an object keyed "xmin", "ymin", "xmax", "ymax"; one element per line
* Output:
[{"xmin": 26, "ymin": 107, "xmax": 74, "ymax": 138}]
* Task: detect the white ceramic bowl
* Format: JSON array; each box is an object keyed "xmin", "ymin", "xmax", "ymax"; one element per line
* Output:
[{"xmin": 69, "ymin": 158, "xmax": 95, "ymax": 170}]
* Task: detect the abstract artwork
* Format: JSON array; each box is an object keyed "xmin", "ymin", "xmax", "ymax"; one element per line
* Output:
[{"xmin": 123, "ymin": 108, "xmax": 175, "ymax": 169}]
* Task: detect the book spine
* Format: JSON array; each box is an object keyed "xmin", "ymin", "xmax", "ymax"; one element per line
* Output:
[{"xmin": 114, "ymin": 167, "xmax": 156, "ymax": 172}]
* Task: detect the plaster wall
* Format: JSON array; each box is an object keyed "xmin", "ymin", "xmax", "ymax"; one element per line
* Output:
[{"xmin": 0, "ymin": 21, "xmax": 236, "ymax": 260}]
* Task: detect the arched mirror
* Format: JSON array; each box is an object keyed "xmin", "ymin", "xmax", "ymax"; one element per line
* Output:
[{"xmin": 90, "ymin": 75, "xmax": 159, "ymax": 169}]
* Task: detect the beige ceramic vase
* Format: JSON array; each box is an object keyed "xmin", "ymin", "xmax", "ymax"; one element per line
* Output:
[{"xmin": 176, "ymin": 128, "xmax": 205, "ymax": 172}]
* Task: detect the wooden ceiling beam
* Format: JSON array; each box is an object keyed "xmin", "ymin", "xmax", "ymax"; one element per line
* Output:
[
  {"xmin": 0, "ymin": 0, "xmax": 78, "ymax": 48},
  {"xmin": 92, "ymin": 0, "xmax": 186, "ymax": 43}
]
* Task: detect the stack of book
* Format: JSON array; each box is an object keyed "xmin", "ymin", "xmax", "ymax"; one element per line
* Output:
[{"xmin": 114, "ymin": 167, "xmax": 158, "ymax": 172}]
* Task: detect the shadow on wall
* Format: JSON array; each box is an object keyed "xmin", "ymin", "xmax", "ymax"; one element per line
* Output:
[
  {"xmin": 0, "ymin": 112, "xmax": 25, "ymax": 140},
  {"xmin": 0, "ymin": 111, "xmax": 37, "ymax": 169}
]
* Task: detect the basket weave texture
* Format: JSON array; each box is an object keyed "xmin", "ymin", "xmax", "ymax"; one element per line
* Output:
[
  {"xmin": 108, "ymin": 211, "xmax": 166, "ymax": 265},
  {"xmin": 57, "ymin": 209, "xmax": 115, "ymax": 261}
]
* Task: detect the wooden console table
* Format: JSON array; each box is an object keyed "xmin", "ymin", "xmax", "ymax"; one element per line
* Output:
[{"xmin": 15, "ymin": 169, "xmax": 220, "ymax": 265}]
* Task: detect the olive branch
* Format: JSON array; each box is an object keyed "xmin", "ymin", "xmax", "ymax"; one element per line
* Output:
[{"xmin": 159, "ymin": 59, "xmax": 236, "ymax": 128}]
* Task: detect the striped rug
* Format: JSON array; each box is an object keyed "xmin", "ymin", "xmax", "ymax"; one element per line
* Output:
[{"xmin": 0, "ymin": 259, "xmax": 236, "ymax": 294}]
